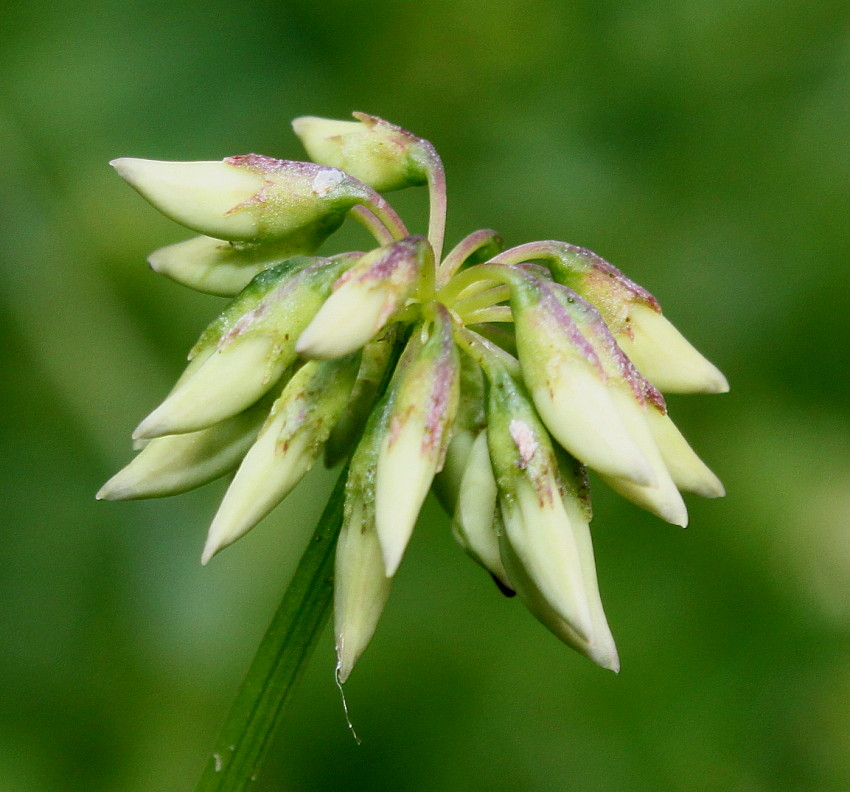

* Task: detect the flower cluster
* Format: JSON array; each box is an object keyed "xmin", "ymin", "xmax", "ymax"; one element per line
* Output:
[{"xmin": 99, "ymin": 113, "xmax": 727, "ymax": 679}]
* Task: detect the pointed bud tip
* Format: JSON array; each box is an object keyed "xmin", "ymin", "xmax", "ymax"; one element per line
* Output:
[{"xmin": 200, "ymin": 540, "xmax": 218, "ymax": 566}]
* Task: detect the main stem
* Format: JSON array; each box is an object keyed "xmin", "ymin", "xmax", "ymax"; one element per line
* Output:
[{"xmin": 195, "ymin": 468, "xmax": 348, "ymax": 792}]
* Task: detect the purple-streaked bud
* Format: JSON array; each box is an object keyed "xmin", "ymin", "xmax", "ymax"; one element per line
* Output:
[
  {"xmin": 507, "ymin": 272, "xmax": 654, "ymax": 485},
  {"xmin": 112, "ymin": 155, "xmax": 388, "ymax": 244},
  {"xmin": 133, "ymin": 255, "xmax": 356, "ymax": 439},
  {"xmin": 539, "ymin": 243, "xmax": 727, "ymax": 394},
  {"xmin": 296, "ymin": 236, "xmax": 430, "ymax": 360},
  {"xmin": 374, "ymin": 307, "xmax": 460, "ymax": 575},
  {"xmin": 617, "ymin": 304, "xmax": 729, "ymax": 394}
]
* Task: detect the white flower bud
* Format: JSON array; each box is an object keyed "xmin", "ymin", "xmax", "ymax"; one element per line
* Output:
[
  {"xmin": 598, "ymin": 390, "xmax": 689, "ymax": 526},
  {"xmin": 134, "ymin": 335, "xmax": 285, "ymax": 440},
  {"xmin": 147, "ymin": 227, "xmax": 333, "ymax": 297},
  {"xmin": 450, "ymin": 430, "xmax": 508, "ymax": 586},
  {"xmin": 296, "ymin": 236, "xmax": 428, "ymax": 360},
  {"xmin": 202, "ymin": 356, "xmax": 360, "ymax": 563},
  {"xmin": 645, "ymin": 408, "xmax": 725, "ymax": 498},
  {"xmin": 617, "ymin": 304, "xmax": 729, "ymax": 394},
  {"xmin": 97, "ymin": 398, "xmax": 271, "ymax": 501},
  {"xmin": 374, "ymin": 309, "xmax": 460, "ymax": 575},
  {"xmin": 334, "ymin": 497, "xmax": 392, "ymax": 683}
]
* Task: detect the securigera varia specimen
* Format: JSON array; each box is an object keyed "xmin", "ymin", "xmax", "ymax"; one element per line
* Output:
[{"xmin": 99, "ymin": 113, "xmax": 727, "ymax": 679}]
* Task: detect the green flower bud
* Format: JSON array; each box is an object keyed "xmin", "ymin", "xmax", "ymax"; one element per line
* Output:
[
  {"xmin": 134, "ymin": 254, "xmax": 356, "ymax": 439},
  {"xmin": 112, "ymin": 155, "xmax": 385, "ymax": 244},
  {"xmin": 292, "ymin": 112, "xmax": 430, "ymax": 193},
  {"xmin": 507, "ymin": 272, "xmax": 654, "ymax": 486},
  {"xmin": 96, "ymin": 395, "xmax": 274, "ymax": 501},
  {"xmin": 147, "ymin": 225, "xmax": 339, "ymax": 297},
  {"xmin": 374, "ymin": 307, "xmax": 460, "ymax": 575},
  {"xmin": 296, "ymin": 236, "xmax": 430, "ymax": 360},
  {"xmin": 202, "ymin": 355, "xmax": 361, "ymax": 563}
]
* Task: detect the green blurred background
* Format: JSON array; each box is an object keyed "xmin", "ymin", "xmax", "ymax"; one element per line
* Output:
[{"xmin": 2, "ymin": 1, "xmax": 849, "ymax": 790}]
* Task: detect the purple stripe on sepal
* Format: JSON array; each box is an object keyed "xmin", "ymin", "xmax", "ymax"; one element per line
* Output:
[{"xmin": 422, "ymin": 305, "xmax": 459, "ymax": 455}]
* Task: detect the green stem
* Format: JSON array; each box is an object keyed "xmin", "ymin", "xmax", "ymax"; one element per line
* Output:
[{"xmin": 195, "ymin": 468, "xmax": 348, "ymax": 792}]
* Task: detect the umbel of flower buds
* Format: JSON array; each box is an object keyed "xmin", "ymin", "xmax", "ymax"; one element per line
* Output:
[{"xmin": 101, "ymin": 112, "xmax": 727, "ymax": 681}]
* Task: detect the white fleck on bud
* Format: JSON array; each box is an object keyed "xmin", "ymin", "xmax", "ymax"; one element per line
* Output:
[{"xmin": 293, "ymin": 113, "xmax": 429, "ymax": 193}]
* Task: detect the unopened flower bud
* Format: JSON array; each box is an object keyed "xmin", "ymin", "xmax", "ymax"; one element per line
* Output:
[
  {"xmin": 134, "ymin": 254, "xmax": 356, "ymax": 439},
  {"xmin": 645, "ymin": 408, "xmax": 725, "ymax": 498},
  {"xmin": 597, "ymin": 390, "xmax": 689, "ymax": 527},
  {"xmin": 507, "ymin": 272, "xmax": 654, "ymax": 485},
  {"xmin": 97, "ymin": 395, "xmax": 274, "ymax": 501},
  {"xmin": 293, "ymin": 112, "xmax": 430, "ymax": 193},
  {"xmin": 616, "ymin": 303, "xmax": 729, "ymax": 394},
  {"xmin": 544, "ymin": 285, "xmax": 691, "ymax": 526},
  {"xmin": 432, "ymin": 350, "xmax": 486, "ymax": 514},
  {"xmin": 296, "ymin": 236, "xmax": 430, "ymax": 360},
  {"xmin": 374, "ymin": 308, "xmax": 460, "ymax": 575},
  {"xmin": 335, "ymin": 396, "xmax": 394, "ymax": 680},
  {"xmin": 147, "ymin": 225, "xmax": 338, "ymax": 297},
  {"xmin": 484, "ymin": 364, "xmax": 595, "ymax": 642},
  {"xmin": 112, "ymin": 155, "xmax": 384, "ymax": 244},
  {"xmin": 541, "ymin": 244, "xmax": 728, "ymax": 394},
  {"xmin": 499, "ymin": 457, "xmax": 619, "ymax": 671},
  {"xmin": 450, "ymin": 430, "xmax": 508, "ymax": 586},
  {"xmin": 334, "ymin": 495, "xmax": 391, "ymax": 683},
  {"xmin": 202, "ymin": 355, "xmax": 360, "ymax": 563}
]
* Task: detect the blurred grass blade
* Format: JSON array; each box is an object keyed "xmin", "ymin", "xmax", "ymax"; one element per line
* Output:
[{"xmin": 195, "ymin": 467, "xmax": 347, "ymax": 792}]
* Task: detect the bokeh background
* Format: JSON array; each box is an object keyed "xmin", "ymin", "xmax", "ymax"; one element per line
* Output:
[{"xmin": 2, "ymin": 1, "xmax": 849, "ymax": 790}]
